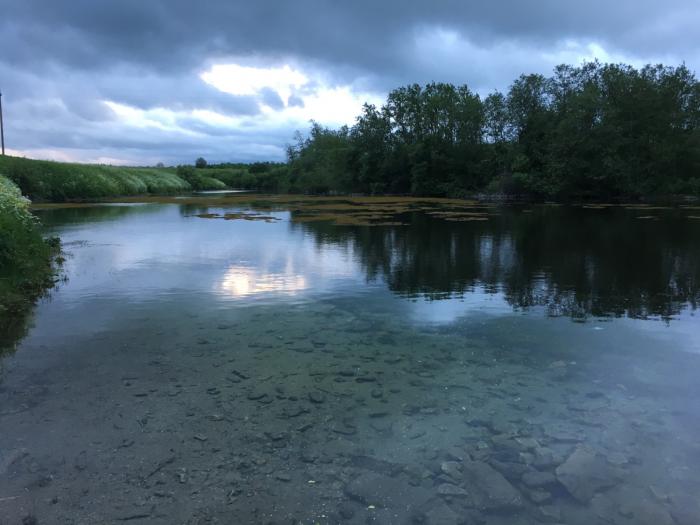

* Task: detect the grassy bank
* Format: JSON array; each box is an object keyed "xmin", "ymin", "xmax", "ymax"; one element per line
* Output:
[
  {"xmin": 0, "ymin": 156, "xmax": 232, "ymax": 202},
  {"xmin": 0, "ymin": 175, "xmax": 60, "ymax": 350},
  {"xmin": 0, "ymin": 155, "xmax": 190, "ymax": 201}
]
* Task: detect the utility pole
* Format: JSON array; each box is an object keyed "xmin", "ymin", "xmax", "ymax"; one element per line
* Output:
[{"xmin": 0, "ymin": 90, "xmax": 4, "ymax": 155}]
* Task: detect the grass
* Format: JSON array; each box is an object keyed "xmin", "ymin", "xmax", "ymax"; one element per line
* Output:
[
  {"xmin": 0, "ymin": 156, "xmax": 233, "ymax": 202},
  {"xmin": 0, "ymin": 175, "xmax": 60, "ymax": 351}
]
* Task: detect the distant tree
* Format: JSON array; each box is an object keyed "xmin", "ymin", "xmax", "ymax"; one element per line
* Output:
[
  {"xmin": 283, "ymin": 62, "xmax": 700, "ymax": 199},
  {"xmin": 195, "ymin": 157, "xmax": 208, "ymax": 168},
  {"xmin": 156, "ymin": 162, "xmax": 165, "ymax": 168}
]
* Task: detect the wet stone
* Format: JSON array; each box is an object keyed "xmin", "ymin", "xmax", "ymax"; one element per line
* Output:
[
  {"xmin": 462, "ymin": 460, "xmax": 523, "ymax": 511},
  {"xmin": 488, "ymin": 459, "xmax": 529, "ymax": 482},
  {"xmin": 669, "ymin": 493, "xmax": 700, "ymax": 525},
  {"xmin": 280, "ymin": 405, "xmax": 309, "ymax": 418},
  {"xmin": 247, "ymin": 390, "xmax": 272, "ymax": 403},
  {"xmin": 538, "ymin": 505, "xmax": 562, "ymax": 523},
  {"xmin": 544, "ymin": 423, "xmax": 584, "ymax": 443},
  {"xmin": 423, "ymin": 501, "xmax": 462, "ymax": 525},
  {"xmin": 521, "ymin": 470, "xmax": 557, "ymax": 488},
  {"xmin": 369, "ymin": 420, "xmax": 393, "ymax": 434},
  {"xmin": 308, "ymin": 391, "xmax": 326, "ymax": 404},
  {"xmin": 527, "ymin": 489, "xmax": 552, "ymax": 504},
  {"xmin": 532, "ymin": 446, "xmax": 561, "ymax": 469},
  {"xmin": 344, "ymin": 472, "xmax": 431, "ymax": 509},
  {"xmin": 274, "ymin": 471, "xmax": 291, "ymax": 482},
  {"xmin": 555, "ymin": 446, "xmax": 619, "ymax": 502},
  {"xmin": 371, "ymin": 388, "xmax": 384, "ymax": 399},
  {"xmin": 331, "ymin": 421, "xmax": 357, "ymax": 435},
  {"xmin": 436, "ymin": 483, "xmax": 469, "ymax": 497},
  {"xmin": 440, "ymin": 461, "xmax": 463, "ymax": 480}
]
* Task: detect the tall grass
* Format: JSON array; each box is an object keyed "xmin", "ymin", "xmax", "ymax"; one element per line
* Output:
[
  {"xmin": 0, "ymin": 156, "xmax": 205, "ymax": 201},
  {"xmin": 0, "ymin": 175, "xmax": 58, "ymax": 349}
]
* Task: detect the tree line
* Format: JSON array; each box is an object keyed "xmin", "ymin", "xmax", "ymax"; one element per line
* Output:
[{"xmin": 277, "ymin": 62, "xmax": 700, "ymax": 199}]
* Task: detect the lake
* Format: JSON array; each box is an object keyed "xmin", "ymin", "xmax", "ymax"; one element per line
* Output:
[{"xmin": 1, "ymin": 196, "xmax": 699, "ymax": 524}]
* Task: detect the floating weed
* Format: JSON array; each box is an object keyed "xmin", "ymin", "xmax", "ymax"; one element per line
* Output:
[
  {"xmin": 442, "ymin": 216, "xmax": 490, "ymax": 222},
  {"xmin": 192, "ymin": 212, "xmax": 280, "ymax": 222},
  {"xmin": 625, "ymin": 205, "xmax": 672, "ymax": 210}
]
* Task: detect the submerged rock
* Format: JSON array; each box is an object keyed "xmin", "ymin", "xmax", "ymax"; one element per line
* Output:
[
  {"xmin": 440, "ymin": 461, "xmax": 463, "ymax": 480},
  {"xmin": 308, "ymin": 391, "xmax": 326, "ymax": 404},
  {"xmin": 423, "ymin": 501, "xmax": 462, "ymax": 525},
  {"xmin": 344, "ymin": 472, "xmax": 430, "ymax": 509},
  {"xmin": 521, "ymin": 470, "xmax": 557, "ymax": 488},
  {"xmin": 436, "ymin": 483, "xmax": 469, "ymax": 497},
  {"xmin": 462, "ymin": 460, "xmax": 523, "ymax": 511},
  {"xmin": 555, "ymin": 446, "xmax": 618, "ymax": 502}
]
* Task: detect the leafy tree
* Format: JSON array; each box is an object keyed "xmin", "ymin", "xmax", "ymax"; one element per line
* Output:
[{"xmin": 284, "ymin": 62, "xmax": 700, "ymax": 199}]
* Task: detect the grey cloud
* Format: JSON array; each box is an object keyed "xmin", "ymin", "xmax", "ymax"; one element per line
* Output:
[
  {"xmin": 3, "ymin": 1, "xmax": 698, "ymax": 76},
  {"xmin": 287, "ymin": 95, "xmax": 305, "ymax": 108},
  {"xmin": 1, "ymin": 0, "xmax": 698, "ymax": 163},
  {"xmin": 259, "ymin": 88, "xmax": 285, "ymax": 110}
]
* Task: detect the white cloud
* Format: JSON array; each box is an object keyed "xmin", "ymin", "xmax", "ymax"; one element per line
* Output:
[
  {"xmin": 90, "ymin": 62, "xmax": 385, "ymax": 163},
  {"xmin": 201, "ymin": 63, "xmax": 309, "ymax": 101}
]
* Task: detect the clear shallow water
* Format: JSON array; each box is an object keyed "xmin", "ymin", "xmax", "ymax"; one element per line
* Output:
[{"xmin": 1, "ymin": 200, "xmax": 699, "ymax": 524}]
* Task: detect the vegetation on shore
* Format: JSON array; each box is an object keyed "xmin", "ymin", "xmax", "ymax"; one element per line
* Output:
[
  {"xmin": 0, "ymin": 175, "xmax": 60, "ymax": 350},
  {"xmin": 197, "ymin": 62, "xmax": 700, "ymax": 200},
  {"xmin": 3, "ymin": 61, "xmax": 700, "ymax": 205},
  {"xmin": 0, "ymin": 156, "xmax": 231, "ymax": 202},
  {"xmin": 278, "ymin": 62, "xmax": 700, "ymax": 199}
]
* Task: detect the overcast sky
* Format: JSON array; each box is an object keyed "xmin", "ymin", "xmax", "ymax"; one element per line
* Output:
[{"xmin": 1, "ymin": 0, "xmax": 699, "ymax": 165}]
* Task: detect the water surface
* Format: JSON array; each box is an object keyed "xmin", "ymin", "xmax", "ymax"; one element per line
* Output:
[{"xmin": 1, "ymin": 198, "xmax": 699, "ymax": 524}]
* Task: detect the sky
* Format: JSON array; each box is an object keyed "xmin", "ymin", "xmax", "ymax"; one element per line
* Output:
[{"xmin": 1, "ymin": 0, "xmax": 699, "ymax": 165}]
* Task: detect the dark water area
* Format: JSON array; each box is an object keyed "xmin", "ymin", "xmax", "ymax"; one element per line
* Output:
[{"xmin": 1, "ymin": 199, "xmax": 699, "ymax": 524}]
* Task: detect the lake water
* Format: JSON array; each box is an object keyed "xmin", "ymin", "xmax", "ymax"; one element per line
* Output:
[{"xmin": 1, "ymin": 197, "xmax": 699, "ymax": 524}]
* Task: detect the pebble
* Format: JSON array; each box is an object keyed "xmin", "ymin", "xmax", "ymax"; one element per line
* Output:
[
  {"xmin": 308, "ymin": 391, "xmax": 326, "ymax": 404},
  {"xmin": 440, "ymin": 461, "xmax": 463, "ymax": 480},
  {"xmin": 274, "ymin": 472, "xmax": 291, "ymax": 482},
  {"xmin": 437, "ymin": 483, "xmax": 469, "ymax": 497}
]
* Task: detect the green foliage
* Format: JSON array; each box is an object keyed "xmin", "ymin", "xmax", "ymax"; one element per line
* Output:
[
  {"xmin": 286, "ymin": 63, "xmax": 700, "ymax": 199},
  {"xmin": 0, "ymin": 156, "xmax": 192, "ymax": 201},
  {"xmin": 202, "ymin": 165, "xmax": 287, "ymax": 192},
  {"xmin": 0, "ymin": 176, "xmax": 58, "ymax": 343},
  {"xmin": 176, "ymin": 165, "xmax": 227, "ymax": 191},
  {"xmin": 195, "ymin": 157, "xmax": 208, "ymax": 168}
]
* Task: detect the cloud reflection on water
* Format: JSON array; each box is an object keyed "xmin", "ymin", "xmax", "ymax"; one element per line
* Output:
[{"xmin": 218, "ymin": 265, "xmax": 307, "ymax": 298}]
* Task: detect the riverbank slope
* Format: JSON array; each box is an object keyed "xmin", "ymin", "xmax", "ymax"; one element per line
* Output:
[{"xmin": 0, "ymin": 175, "xmax": 59, "ymax": 349}]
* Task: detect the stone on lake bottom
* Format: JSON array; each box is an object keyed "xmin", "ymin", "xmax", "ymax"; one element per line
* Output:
[
  {"xmin": 462, "ymin": 460, "xmax": 523, "ymax": 511},
  {"xmin": 555, "ymin": 446, "xmax": 618, "ymax": 502}
]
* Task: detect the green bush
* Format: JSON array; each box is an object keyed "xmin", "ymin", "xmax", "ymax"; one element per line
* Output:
[
  {"xmin": 0, "ymin": 176, "xmax": 58, "ymax": 345},
  {"xmin": 176, "ymin": 165, "xmax": 227, "ymax": 190},
  {"xmin": 0, "ymin": 156, "xmax": 192, "ymax": 201}
]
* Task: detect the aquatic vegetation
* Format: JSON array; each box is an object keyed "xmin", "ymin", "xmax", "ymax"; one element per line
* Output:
[{"xmin": 192, "ymin": 212, "xmax": 280, "ymax": 222}]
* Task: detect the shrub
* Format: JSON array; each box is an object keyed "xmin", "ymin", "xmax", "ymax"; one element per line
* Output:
[{"xmin": 0, "ymin": 176, "xmax": 58, "ymax": 346}]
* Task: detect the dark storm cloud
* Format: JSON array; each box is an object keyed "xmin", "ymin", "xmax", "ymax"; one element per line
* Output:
[
  {"xmin": 0, "ymin": 0, "xmax": 698, "ymax": 163},
  {"xmin": 3, "ymin": 1, "xmax": 697, "ymax": 74}
]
